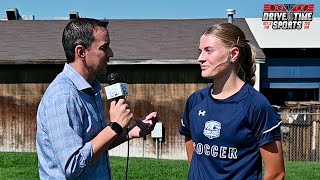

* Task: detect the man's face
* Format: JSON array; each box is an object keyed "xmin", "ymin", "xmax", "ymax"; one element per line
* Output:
[{"xmin": 85, "ymin": 26, "xmax": 113, "ymax": 76}]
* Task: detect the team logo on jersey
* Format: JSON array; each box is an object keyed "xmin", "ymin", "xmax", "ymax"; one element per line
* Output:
[
  {"xmin": 198, "ymin": 110, "xmax": 206, "ymax": 116},
  {"xmin": 203, "ymin": 120, "xmax": 221, "ymax": 139}
]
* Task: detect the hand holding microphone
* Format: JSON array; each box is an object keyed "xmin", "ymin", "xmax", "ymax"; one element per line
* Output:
[
  {"xmin": 109, "ymin": 99, "xmax": 133, "ymax": 129},
  {"xmin": 105, "ymin": 73, "xmax": 133, "ymax": 131}
]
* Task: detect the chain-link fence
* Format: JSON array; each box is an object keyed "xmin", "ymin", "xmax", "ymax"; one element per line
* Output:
[{"xmin": 279, "ymin": 112, "xmax": 320, "ymax": 161}]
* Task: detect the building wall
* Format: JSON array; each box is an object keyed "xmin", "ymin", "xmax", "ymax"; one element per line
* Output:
[
  {"xmin": 1, "ymin": 63, "xmax": 317, "ymax": 161},
  {"xmin": 108, "ymin": 83, "xmax": 207, "ymax": 160},
  {"xmin": 0, "ymin": 64, "xmax": 208, "ymax": 160},
  {"xmin": 0, "ymin": 64, "xmax": 62, "ymax": 152},
  {"xmin": 0, "ymin": 83, "xmax": 40, "ymax": 152}
]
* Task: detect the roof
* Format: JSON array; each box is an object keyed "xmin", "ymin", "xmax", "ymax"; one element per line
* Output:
[
  {"xmin": 246, "ymin": 18, "xmax": 320, "ymax": 48},
  {"xmin": 0, "ymin": 18, "xmax": 265, "ymax": 65}
]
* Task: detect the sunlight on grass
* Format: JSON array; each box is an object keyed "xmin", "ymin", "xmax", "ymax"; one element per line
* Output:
[{"xmin": 0, "ymin": 152, "xmax": 320, "ymax": 179}]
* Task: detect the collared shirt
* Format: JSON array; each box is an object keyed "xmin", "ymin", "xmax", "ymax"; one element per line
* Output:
[{"xmin": 36, "ymin": 63, "xmax": 111, "ymax": 179}]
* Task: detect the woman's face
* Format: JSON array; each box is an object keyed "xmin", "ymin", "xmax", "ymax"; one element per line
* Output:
[{"xmin": 198, "ymin": 35, "xmax": 231, "ymax": 79}]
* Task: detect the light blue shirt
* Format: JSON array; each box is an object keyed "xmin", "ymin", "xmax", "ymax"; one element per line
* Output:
[{"xmin": 36, "ymin": 63, "xmax": 111, "ymax": 179}]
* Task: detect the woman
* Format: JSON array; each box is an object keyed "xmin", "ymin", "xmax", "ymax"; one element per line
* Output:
[{"xmin": 179, "ymin": 23, "xmax": 285, "ymax": 180}]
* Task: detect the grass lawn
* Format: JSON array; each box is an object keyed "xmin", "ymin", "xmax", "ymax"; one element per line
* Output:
[{"xmin": 0, "ymin": 152, "xmax": 320, "ymax": 179}]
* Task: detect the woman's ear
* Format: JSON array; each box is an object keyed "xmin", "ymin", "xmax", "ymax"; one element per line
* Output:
[{"xmin": 229, "ymin": 47, "xmax": 240, "ymax": 63}]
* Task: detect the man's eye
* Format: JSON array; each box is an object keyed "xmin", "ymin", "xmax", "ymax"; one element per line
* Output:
[{"xmin": 100, "ymin": 46, "xmax": 108, "ymax": 51}]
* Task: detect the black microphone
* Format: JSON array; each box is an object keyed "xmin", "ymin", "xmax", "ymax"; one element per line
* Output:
[
  {"xmin": 105, "ymin": 73, "xmax": 131, "ymax": 180},
  {"xmin": 105, "ymin": 73, "xmax": 129, "ymax": 102}
]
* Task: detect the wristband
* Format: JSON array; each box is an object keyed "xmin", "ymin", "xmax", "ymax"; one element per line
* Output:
[{"xmin": 109, "ymin": 122, "xmax": 123, "ymax": 135}]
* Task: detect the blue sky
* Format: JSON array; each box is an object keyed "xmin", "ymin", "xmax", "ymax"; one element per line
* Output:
[{"xmin": 1, "ymin": 0, "xmax": 319, "ymax": 20}]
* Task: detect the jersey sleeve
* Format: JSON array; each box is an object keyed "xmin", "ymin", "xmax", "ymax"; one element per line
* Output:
[
  {"xmin": 249, "ymin": 94, "xmax": 282, "ymax": 147},
  {"xmin": 179, "ymin": 95, "xmax": 194, "ymax": 137}
]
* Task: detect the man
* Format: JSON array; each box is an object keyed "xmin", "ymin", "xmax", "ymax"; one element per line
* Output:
[{"xmin": 36, "ymin": 18, "xmax": 157, "ymax": 179}]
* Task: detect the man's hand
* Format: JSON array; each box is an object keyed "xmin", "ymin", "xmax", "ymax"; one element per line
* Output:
[
  {"xmin": 128, "ymin": 112, "xmax": 158, "ymax": 139},
  {"xmin": 109, "ymin": 99, "xmax": 133, "ymax": 128}
]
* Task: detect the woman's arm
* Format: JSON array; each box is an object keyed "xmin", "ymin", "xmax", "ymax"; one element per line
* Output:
[
  {"xmin": 185, "ymin": 136, "xmax": 194, "ymax": 164},
  {"xmin": 260, "ymin": 140, "xmax": 285, "ymax": 180}
]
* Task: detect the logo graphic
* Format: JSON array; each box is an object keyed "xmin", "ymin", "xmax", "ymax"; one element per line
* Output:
[
  {"xmin": 262, "ymin": 4, "xmax": 314, "ymax": 30},
  {"xmin": 203, "ymin": 120, "xmax": 221, "ymax": 139},
  {"xmin": 198, "ymin": 110, "xmax": 206, "ymax": 116}
]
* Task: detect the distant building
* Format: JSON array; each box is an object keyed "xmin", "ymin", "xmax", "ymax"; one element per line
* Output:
[{"xmin": 247, "ymin": 18, "xmax": 320, "ymax": 106}]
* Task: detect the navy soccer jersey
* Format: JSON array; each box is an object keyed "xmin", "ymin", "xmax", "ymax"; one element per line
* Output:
[{"xmin": 179, "ymin": 83, "xmax": 282, "ymax": 180}]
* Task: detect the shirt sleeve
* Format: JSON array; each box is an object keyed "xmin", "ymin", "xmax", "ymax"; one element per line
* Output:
[
  {"xmin": 250, "ymin": 94, "xmax": 282, "ymax": 147},
  {"xmin": 179, "ymin": 95, "xmax": 193, "ymax": 137},
  {"xmin": 44, "ymin": 93, "xmax": 93, "ymax": 178}
]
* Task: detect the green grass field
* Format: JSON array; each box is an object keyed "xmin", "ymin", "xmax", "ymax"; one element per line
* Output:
[{"xmin": 0, "ymin": 152, "xmax": 319, "ymax": 179}]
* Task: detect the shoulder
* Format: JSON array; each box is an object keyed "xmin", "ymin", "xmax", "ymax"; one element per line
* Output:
[
  {"xmin": 42, "ymin": 73, "xmax": 77, "ymax": 103},
  {"xmin": 235, "ymin": 84, "xmax": 276, "ymax": 118},
  {"xmin": 241, "ymin": 85, "xmax": 279, "ymax": 120},
  {"xmin": 184, "ymin": 85, "xmax": 211, "ymax": 111},
  {"xmin": 241, "ymin": 84, "xmax": 271, "ymax": 108},
  {"xmin": 250, "ymin": 90, "xmax": 271, "ymax": 109},
  {"xmin": 187, "ymin": 85, "xmax": 211, "ymax": 104}
]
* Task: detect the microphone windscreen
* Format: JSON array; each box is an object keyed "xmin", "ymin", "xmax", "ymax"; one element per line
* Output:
[
  {"xmin": 105, "ymin": 73, "xmax": 128, "ymax": 101},
  {"xmin": 107, "ymin": 73, "xmax": 122, "ymax": 85}
]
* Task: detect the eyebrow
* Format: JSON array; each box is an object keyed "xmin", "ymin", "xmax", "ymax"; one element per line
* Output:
[{"xmin": 204, "ymin": 46, "xmax": 213, "ymax": 51}]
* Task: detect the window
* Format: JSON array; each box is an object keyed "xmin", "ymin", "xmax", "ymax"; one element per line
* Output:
[{"xmin": 261, "ymin": 88, "xmax": 319, "ymax": 106}]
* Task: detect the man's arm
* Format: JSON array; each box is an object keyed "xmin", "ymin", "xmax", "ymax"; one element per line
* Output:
[
  {"xmin": 91, "ymin": 99, "xmax": 133, "ymax": 162},
  {"xmin": 260, "ymin": 140, "xmax": 285, "ymax": 180},
  {"xmin": 43, "ymin": 94, "xmax": 107, "ymax": 179},
  {"xmin": 108, "ymin": 127, "xmax": 130, "ymax": 149}
]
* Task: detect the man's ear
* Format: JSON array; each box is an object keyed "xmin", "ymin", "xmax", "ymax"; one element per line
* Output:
[
  {"xmin": 229, "ymin": 47, "xmax": 240, "ymax": 63},
  {"xmin": 75, "ymin": 45, "xmax": 86, "ymax": 58}
]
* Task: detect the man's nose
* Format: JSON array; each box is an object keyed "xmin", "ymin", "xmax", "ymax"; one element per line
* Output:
[{"xmin": 107, "ymin": 47, "xmax": 113, "ymax": 57}]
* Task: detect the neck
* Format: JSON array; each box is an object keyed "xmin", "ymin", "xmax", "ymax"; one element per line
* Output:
[
  {"xmin": 69, "ymin": 62, "xmax": 95, "ymax": 85},
  {"xmin": 211, "ymin": 72, "xmax": 244, "ymax": 100}
]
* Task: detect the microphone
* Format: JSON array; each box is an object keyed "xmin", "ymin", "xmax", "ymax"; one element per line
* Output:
[{"xmin": 105, "ymin": 73, "xmax": 129, "ymax": 102}]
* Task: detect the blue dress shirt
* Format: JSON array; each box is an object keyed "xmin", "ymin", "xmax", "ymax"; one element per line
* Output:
[{"xmin": 36, "ymin": 63, "xmax": 111, "ymax": 179}]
